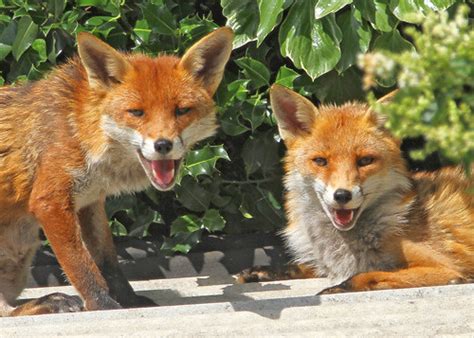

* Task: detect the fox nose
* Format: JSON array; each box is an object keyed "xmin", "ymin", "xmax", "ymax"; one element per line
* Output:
[
  {"xmin": 334, "ymin": 189, "xmax": 352, "ymax": 204},
  {"xmin": 154, "ymin": 139, "xmax": 173, "ymax": 155}
]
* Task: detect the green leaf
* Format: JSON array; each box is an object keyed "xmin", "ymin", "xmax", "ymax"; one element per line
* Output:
[
  {"xmin": 110, "ymin": 219, "xmax": 128, "ymax": 237},
  {"xmin": 335, "ymin": 5, "xmax": 371, "ymax": 73},
  {"xmin": 241, "ymin": 131, "xmax": 280, "ymax": 175},
  {"xmin": 170, "ymin": 214, "xmax": 201, "ymax": 235},
  {"xmin": 47, "ymin": 0, "xmax": 67, "ymax": 18},
  {"xmin": 256, "ymin": 0, "xmax": 284, "ymax": 46},
  {"xmin": 175, "ymin": 176, "xmax": 211, "ymax": 212},
  {"xmin": 315, "ymin": 0, "xmax": 352, "ymax": 19},
  {"xmin": 279, "ymin": 1, "xmax": 342, "ymax": 80},
  {"xmin": 202, "ymin": 209, "xmax": 226, "ymax": 232},
  {"xmin": 0, "ymin": 43, "xmax": 12, "ymax": 61},
  {"xmin": 32, "ymin": 39, "xmax": 47, "ymax": 63},
  {"xmin": 0, "ymin": 22, "xmax": 16, "ymax": 45},
  {"xmin": 354, "ymin": 0, "xmax": 397, "ymax": 32},
  {"xmin": 275, "ymin": 66, "xmax": 300, "ymax": 88},
  {"xmin": 374, "ymin": 30, "xmax": 415, "ymax": 53},
  {"xmin": 390, "ymin": 0, "xmax": 456, "ymax": 23},
  {"xmin": 161, "ymin": 230, "xmax": 202, "ymax": 254},
  {"xmin": 12, "ymin": 16, "xmax": 38, "ymax": 61},
  {"xmin": 235, "ymin": 57, "xmax": 270, "ymax": 88},
  {"xmin": 142, "ymin": 3, "xmax": 177, "ymax": 36},
  {"xmin": 221, "ymin": 0, "xmax": 259, "ymax": 48},
  {"xmin": 220, "ymin": 106, "xmax": 250, "ymax": 136},
  {"xmin": 311, "ymin": 67, "xmax": 365, "ymax": 104},
  {"xmin": 184, "ymin": 144, "xmax": 230, "ymax": 178}
]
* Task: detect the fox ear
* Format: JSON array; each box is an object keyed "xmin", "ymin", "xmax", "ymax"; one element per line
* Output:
[
  {"xmin": 270, "ymin": 85, "xmax": 317, "ymax": 140},
  {"xmin": 368, "ymin": 89, "xmax": 399, "ymax": 127},
  {"xmin": 77, "ymin": 32, "xmax": 131, "ymax": 88},
  {"xmin": 179, "ymin": 27, "xmax": 233, "ymax": 96}
]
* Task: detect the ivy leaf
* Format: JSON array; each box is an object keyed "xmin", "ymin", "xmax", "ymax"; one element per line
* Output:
[
  {"xmin": 354, "ymin": 0, "xmax": 397, "ymax": 32},
  {"xmin": 161, "ymin": 230, "xmax": 202, "ymax": 254},
  {"xmin": 275, "ymin": 65, "xmax": 300, "ymax": 88},
  {"xmin": 256, "ymin": 0, "xmax": 284, "ymax": 46},
  {"xmin": 0, "ymin": 43, "xmax": 12, "ymax": 61},
  {"xmin": 184, "ymin": 144, "xmax": 230, "ymax": 178},
  {"xmin": 221, "ymin": 0, "xmax": 259, "ymax": 48},
  {"xmin": 170, "ymin": 214, "xmax": 201, "ymax": 235},
  {"xmin": 374, "ymin": 29, "xmax": 415, "ymax": 53},
  {"xmin": 390, "ymin": 0, "xmax": 456, "ymax": 23},
  {"xmin": 12, "ymin": 16, "xmax": 38, "ymax": 61},
  {"xmin": 202, "ymin": 209, "xmax": 226, "ymax": 232},
  {"xmin": 279, "ymin": 1, "xmax": 341, "ymax": 80},
  {"xmin": 142, "ymin": 2, "xmax": 177, "ymax": 36},
  {"xmin": 241, "ymin": 131, "xmax": 280, "ymax": 175},
  {"xmin": 235, "ymin": 56, "xmax": 270, "ymax": 88},
  {"xmin": 175, "ymin": 176, "xmax": 211, "ymax": 212},
  {"xmin": 314, "ymin": 0, "xmax": 352, "ymax": 19},
  {"xmin": 335, "ymin": 5, "xmax": 371, "ymax": 73}
]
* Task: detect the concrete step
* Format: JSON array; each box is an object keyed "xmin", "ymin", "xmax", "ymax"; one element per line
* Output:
[{"xmin": 2, "ymin": 278, "xmax": 473, "ymax": 336}]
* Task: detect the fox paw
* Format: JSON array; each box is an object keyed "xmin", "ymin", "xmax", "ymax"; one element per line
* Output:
[
  {"xmin": 11, "ymin": 292, "xmax": 84, "ymax": 316},
  {"xmin": 235, "ymin": 266, "xmax": 279, "ymax": 283},
  {"xmin": 318, "ymin": 279, "xmax": 352, "ymax": 295}
]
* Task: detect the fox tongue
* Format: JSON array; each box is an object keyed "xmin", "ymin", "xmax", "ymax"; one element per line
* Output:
[
  {"xmin": 334, "ymin": 209, "xmax": 354, "ymax": 227},
  {"xmin": 151, "ymin": 160, "xmax": 175, "ymax": 187}
]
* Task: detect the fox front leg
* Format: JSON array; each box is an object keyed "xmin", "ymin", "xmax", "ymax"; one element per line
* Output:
[
  {"xmin": 318, "ymin": 266, "xmax": 466, "ymax": 294},
  {"xmin": 29, "ymin": 161, "xmax": 120, "ymax": 311}
]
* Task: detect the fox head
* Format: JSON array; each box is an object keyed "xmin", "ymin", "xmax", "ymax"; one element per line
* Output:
[
  {"xmin": 270, "ymin": 85, "xmax": 410, "ymax": 231},
  {"xmin": 76, "ymin": 28, "xmax": 233, "ymax": 191}
]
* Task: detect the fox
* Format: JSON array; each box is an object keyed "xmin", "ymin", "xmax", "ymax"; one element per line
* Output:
[
  {"xmin": 238, "ymin": 84, "xmax": 473, "ymax": 293},
  {"xmin": 0, "ymin": 27, "xmax": 233, "ymax": 316}
]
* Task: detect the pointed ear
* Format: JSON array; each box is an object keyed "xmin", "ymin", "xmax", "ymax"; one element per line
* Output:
[
  {"xmin": 77, "ymin": 32, "xmax": 131, "ymax": 88},
  {"xmin": 270, "ymin": 85, "xmax": 317, "ymax": 140},
  {"xmin": 368, "ymin": 89, "xmax": 399, "ymax": 127},
  {"xmin": 377, "ymin": 89, "xmax": 399, "ymax": 104},
  {"xmin": 179, "ymin": 27, "xmax": 233, "ymax": 96}
]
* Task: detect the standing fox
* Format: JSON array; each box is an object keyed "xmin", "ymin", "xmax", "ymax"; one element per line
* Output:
[
  {"xmin": 239, "ymin": 85, "xmax": 473, "ymax": 293},
  {"xmin": 0, "ymin": 27, "xmax": 233, "ymax": 316}
]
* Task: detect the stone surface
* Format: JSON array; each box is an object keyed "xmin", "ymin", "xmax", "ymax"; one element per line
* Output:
[{"xmin": 4, "ymin": 278, "xmax": 474, "ymax": 336}]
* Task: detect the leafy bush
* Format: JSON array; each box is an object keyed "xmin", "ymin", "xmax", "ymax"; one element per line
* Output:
[
  {"xmin": 360, "ymin": 6, "xmax": 473, "ymax": 167},
  {"xmin": 0, "ymin": 0, "xmax": 465, "ymax": 253}
]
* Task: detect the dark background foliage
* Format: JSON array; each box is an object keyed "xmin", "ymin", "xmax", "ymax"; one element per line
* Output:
[{"xmin": 0, "ymin": 0, "xmax": 465, "ymax": 253}]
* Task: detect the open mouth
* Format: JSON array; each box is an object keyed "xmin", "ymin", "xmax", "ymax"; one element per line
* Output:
[
  {"xmin": 137, "ymin": 151, "xmax": 181, "ymax": 191},
  {"xmin": 330, "ymin": 207, "xmax": 360, "ymax": 231}
]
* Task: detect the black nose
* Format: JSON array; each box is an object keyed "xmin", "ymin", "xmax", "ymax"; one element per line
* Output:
[
  {"xmin": 154, "ymin": 139, "xmax": 173, "ymax": 154},
  {"xmin": 334, "ymin": 189, "xmax": 352, "ymax": 204}
]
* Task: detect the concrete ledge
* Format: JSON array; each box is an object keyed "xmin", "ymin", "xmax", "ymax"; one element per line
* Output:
[{"xmin": 5, "ymin": 278, "xmax": 474, "ymax": 336}]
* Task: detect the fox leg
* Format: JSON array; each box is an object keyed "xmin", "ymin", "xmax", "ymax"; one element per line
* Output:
[
  {"xmin": 236, "ymin": 264, "xmax": 318, "ymax": 283},
  {"xmin": 78, "ymin": 199, "xmax": 155, "ymax": 307},
  {"xmin": 0, "ymin": 217, "xmax": 82, "ymax": 317},
  {"xmin": 319, "ymin": 266, "xmax": 466, "ymax": 294},
  {"xmin": 29, "ymin": 166, "xmax": 120, "ymax": 311}
]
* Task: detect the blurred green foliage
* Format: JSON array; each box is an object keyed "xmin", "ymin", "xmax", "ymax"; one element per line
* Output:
[
  {"xmin": 361, "ymin": 6, "xmax": 473, "ymax": 167},
  {"xmin": 0, "ymin": 0, "xmax": 467, "ymax": 253}
]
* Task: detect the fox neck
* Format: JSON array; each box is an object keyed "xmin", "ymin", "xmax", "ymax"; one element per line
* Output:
[{"xmin": 283, "ymin": 168, "xmax": 413, "ymax": 281}]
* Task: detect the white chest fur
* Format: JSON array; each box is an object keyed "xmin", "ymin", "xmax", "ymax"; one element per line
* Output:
[
  {"xmin": 72, "ymin": 144, "xmax": 150, "ymax": 210},
  {"xmin": 283, "ymin": 172, "xmax": 409, "ymax": 284}
]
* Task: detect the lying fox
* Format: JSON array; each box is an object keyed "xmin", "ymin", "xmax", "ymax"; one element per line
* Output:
[
  {"xmin": 239, "ymin": 85, "xmax": 473, "ymax": 293},
  {"xmin": 0, "ymin": 27, "xmax": 233, "ymax": 316}
]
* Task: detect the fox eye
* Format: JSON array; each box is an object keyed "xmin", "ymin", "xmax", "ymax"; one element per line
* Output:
[
  {"xmin": 128, "ymin": 109, "xmax": 144, "ymax": 117},
  {"xmin": 313, "ymin": 157, "xmax": 328, "ymax": 167},
  {"xmin": 175, "ymin": 107, "xmax": 192, "ymax": 116},
  {"xmin": 357, "ymin": 156, "xmax": 375, "ymax": 167}
]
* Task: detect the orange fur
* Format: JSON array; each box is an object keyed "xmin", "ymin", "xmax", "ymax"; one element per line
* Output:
[
  {"xmin": 270, "ymin": 85, "xmax": 473, "ymax": 293},
  {"xmin": 0, "ymin": 28, "xmax": 233, "ymax": 315}
]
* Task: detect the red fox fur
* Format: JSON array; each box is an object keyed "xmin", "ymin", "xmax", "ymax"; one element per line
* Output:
[
  {"xmin": 0, "ymin": 27, "xmax": 233, "ymax": 316},
  {"xmin": 239, "ymin": 85, "xmax": 473, "ymax": 293}
]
